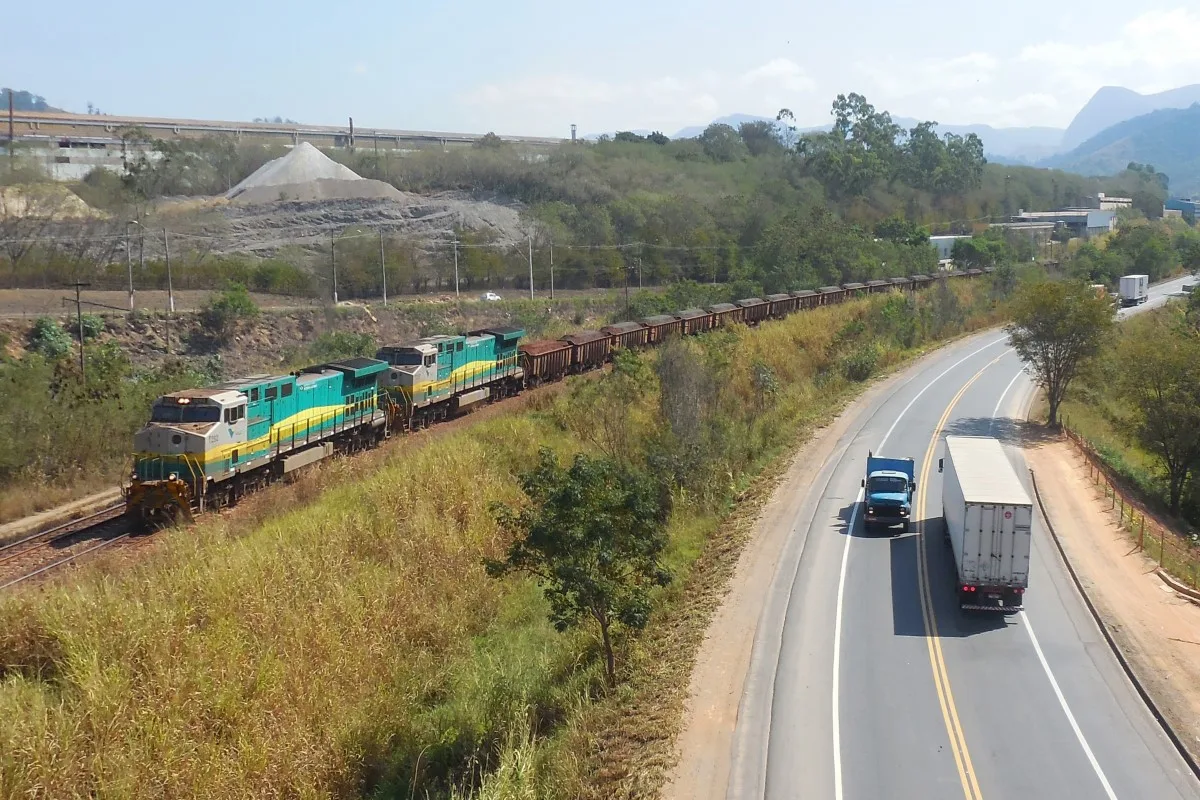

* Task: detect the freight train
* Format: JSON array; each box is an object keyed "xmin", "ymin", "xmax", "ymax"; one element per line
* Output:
[{"xmin": 125, "ymin": 269, "xmax": 985, "ymax": 526}]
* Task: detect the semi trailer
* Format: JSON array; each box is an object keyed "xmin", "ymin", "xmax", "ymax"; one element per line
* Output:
[{"xmin": 939, "ymin": 436, "xmax": 1033, "ymax": 612}]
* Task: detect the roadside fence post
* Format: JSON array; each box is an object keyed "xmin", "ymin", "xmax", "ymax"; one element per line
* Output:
[
  {"xmin": 1119, "ymin": 496, "xmax": 1124, "ymax": 526},
  {"xmin": 1138, "ymin": 515, "xmax": 1145, "ymax": 550}
]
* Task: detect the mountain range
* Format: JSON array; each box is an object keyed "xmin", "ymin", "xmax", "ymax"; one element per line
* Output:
[
  {"xmin": 667, "ymin": 84, "xmax": 1200, "ymax": 189},
  {"xmin": 1046, "ymin": 103, "xmax": 1200, "ymax": 195}
]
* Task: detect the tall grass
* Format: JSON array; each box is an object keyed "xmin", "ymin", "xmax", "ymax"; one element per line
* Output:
[{"xmin": 0, "ymin": 279, "xmax": 1002, "ymax": 798}]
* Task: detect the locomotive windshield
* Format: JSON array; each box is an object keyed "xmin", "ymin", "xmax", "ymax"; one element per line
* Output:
[
  {"xmin": 383, "ymin": 350, "xmax": 423, "ymax": 366},
  {"xmin": 151, "ymin": 404, "xmax": 222, "ymax": 423}
]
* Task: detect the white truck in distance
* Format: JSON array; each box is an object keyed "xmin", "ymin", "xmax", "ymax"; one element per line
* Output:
[
  {"xmin": 939, "ymin": 436, "xmax": 1033, "ymax": 612},
  {"xmin": 1118, "ymin": 274, "xmax": 1149, "ymax": 307}
]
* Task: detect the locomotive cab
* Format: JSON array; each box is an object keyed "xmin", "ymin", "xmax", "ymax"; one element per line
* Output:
[{"xmin": 128, "ymin": 389, "xmax": 249, "ymax": 525}]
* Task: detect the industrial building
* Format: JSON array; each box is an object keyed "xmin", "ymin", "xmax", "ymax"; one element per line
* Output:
[
  {"xmin": 1165, "ymin": 197, "xmax": 1199, "ymax": 222},
  {"xmin": 1011, "ymin": 208, "xmax": 1117, "ymax": 239},
  {"xmin": 929, "ymin": 235, "xmax": 972, "ymax": 267},
  {"xmin": 1090, "ymin": 192, "xmax": 1132, "ymax": 210}
]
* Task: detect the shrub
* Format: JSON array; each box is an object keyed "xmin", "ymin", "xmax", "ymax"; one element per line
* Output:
[
  {"xmin": 28, "ymin": 318, "xmax": 72, "ymax": 360},
  {"xmin": 79, "ymin": 314, "xmax": 104, "ymax": 341},
  {"xmin": 200, "ymin": 283, "xmax": 259, "ymax": 338},
  {"xmin": 841, "ymin": 343, "xmax": 879, "ymax": 382},
  {"xmin": 306, "ymin": 331, "xmax": 375, "ymax": 362}
]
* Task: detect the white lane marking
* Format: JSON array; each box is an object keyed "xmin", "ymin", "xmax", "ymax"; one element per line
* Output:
[
  {"xmin": 831, "ymin": 335, "xmax": 1006, "ymax": 800},
  {"xmin": 831, "ymin": 486, "xmax": 863, "ymax": 800},
  {"xmin": 1021, "ymin": 611, "xmax": 1120, "ymax": 800},
  {"xmin": 989, "ymin": 366, "xmax": 1025, "ymax": 434},
  {"xmin": 994, "ymin": 364, "xmax": 1120, "ymax": 798}
]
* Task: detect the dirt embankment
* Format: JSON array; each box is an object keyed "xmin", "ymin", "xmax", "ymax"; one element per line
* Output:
[
  {"xmin": 1026, "ymin": 437, "xmax": 1200, "ymax": 765},
  {"xmin": 0, "ymin": 294, "xmax": 622, "ymax": 377}
]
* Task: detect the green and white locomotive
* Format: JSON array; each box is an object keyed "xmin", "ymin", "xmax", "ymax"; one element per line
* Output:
[
  {"xmin": 127, "ymin": 358, "xmax": 390, "ymax": 525},
  {"xmin": 375, "ymin": 326, "xmax": 524, "ymax": 429}
]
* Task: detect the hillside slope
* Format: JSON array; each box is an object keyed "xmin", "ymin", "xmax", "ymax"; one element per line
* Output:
[
  {"xmin": 1062, "ymin": 84, "xmax": 1200, "ymax": 150},
  {"xmin": 1046, "ymin": 104, "xmax": 1200, "ymax": 194}
]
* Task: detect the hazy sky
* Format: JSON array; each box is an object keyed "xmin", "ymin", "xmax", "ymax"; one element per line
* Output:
[{"xmin": 6, "ymin": 1, "xmax": 1199, "ymax": 136}]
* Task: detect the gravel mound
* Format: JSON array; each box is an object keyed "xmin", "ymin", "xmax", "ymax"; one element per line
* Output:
[
  {"xmin": 226, "ymin": 142, "xmax": 367, "ymax": 200},
  {"xmin": 228, "ymin": 177, "xmax": 405, "ymax": 205}
]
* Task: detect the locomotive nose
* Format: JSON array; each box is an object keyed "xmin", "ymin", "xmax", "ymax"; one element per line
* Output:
[{"xmin": 135, "ymin": 424, "xmax": 212, "ymax": 455}]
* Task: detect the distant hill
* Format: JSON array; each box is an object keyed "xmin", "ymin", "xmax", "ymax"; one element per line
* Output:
[
  {"xmin": 0, "ymin": 88, "xmax": 60, "ymax": 112},
  {"xmin": 1044, "ymin": 104, "xmax": 1200, "ymax": 195},
  {"xmin": 1062, "ymin": 85, "xmax": 1200, "ymax": 151},
  {"xmin": 671, "ymin": 112, "xmax": 1064, "ymax": 162}
]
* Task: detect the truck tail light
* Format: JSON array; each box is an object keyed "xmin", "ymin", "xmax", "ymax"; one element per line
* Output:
[
  {"xmin": 1014, "ymin": 587, "xmax": 1025, "ymax": 594},
  {"xmin": 963, "ymin": 585, "xmax": 977, "ymax": 593}
]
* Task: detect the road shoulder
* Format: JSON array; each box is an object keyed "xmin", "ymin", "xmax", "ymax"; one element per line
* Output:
[{"xmin": 1025, "ymin": 437, "xmax": 1200, "ymax": 764}]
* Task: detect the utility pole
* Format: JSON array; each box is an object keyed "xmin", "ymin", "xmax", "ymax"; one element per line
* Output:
[
  {"xmin": 549, "ymin": 240, "xmax": 554, "ymax": 300},
  {"xmin": 624, "ymin": 264, "xmax": 631, "ymax": 313},
  {"xmin": 331, "ymin": 234, "xmax": 339, "ymax": 304},
  {"xmin": 138, "ymin": 220, "xmax": 145, "ymax": 285},
  {"xmin": 379, "ymin": 228, "xmax": 387, "ymax": 306},
  {"xmin": 163, "ymin": 228, "xmax": 174, "ymax": 354},
  {"xmin": 124, "ymin": 225, "xmax": 134, "ymax": 311},
  {"xmin": 69, "ymin": 282, "xmax": 91, "ymax": 379},
  {"xmin": 527, "ymin": 232, "xmax": 534, "ymax": 300},
  {"xmin": 453, "ymin": 239, "xmax": 460, "ymax": 299},
  {"xmin": 6, "ymin": 90, "xmax": 12, "ymax": 174}
]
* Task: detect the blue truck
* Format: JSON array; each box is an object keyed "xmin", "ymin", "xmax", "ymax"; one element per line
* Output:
[{"xmin": 861, "ymin": 452, "xmax": 916, "ymax": 533}]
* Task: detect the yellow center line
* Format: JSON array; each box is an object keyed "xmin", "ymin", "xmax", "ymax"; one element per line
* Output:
[{"xmin": 913, "ymin": 349, "xmax": 1009, "ymax": 800}]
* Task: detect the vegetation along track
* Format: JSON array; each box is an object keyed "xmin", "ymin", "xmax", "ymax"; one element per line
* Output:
[{"xmin": 0, "ymin": 503, "xmax": 131, "ymax": 591}]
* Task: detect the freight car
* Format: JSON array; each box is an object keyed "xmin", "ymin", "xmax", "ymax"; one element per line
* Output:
[
  {"xmin": 127, "ymin": 270, "xmax": 980, "ymax": 526},
  {"xmin": 674, "ymin": 308, "xmax": 714, "ymax": 335},
  {"xmin": 561, "ymin": 330, "xmax": 611, "ymax": 372},
  {"xmin": 735, "ymin": 297, "xmax": 771, "ymax": 325}
]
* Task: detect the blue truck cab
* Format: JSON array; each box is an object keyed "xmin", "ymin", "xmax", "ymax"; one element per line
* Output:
[{"xmin": 861, "ymin": 452, "xmax": 916, "ymax": 533}]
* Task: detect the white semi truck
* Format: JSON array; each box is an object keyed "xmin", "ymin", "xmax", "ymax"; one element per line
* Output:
[
  {"xmin": 938, "ymin": 436, "xmax": 1033, "ymax": 612},
  {"xmin": 1118, "ymin": 274, "xmax": 1149, "ymax": 307}
]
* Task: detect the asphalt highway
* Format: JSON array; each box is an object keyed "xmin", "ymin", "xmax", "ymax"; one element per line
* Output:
[{"xmin": 728, "ymin": 274, "xmax": 1200, "ymax": 800}]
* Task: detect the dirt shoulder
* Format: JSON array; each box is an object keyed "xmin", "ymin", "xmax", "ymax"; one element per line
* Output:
[{"xmin": 1025, "ymin": 437, "xmax": 1200, "ymax": 764}]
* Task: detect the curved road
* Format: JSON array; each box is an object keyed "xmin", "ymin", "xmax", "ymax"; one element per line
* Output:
[{"xmin": 729, "ymin": 275, "xmax": 1200, "ymax": 800}]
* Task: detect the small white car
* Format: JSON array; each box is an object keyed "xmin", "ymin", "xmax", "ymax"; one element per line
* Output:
[{"xmin": 480, "ymin": 291, "xmax": 503, "ymax": 302}]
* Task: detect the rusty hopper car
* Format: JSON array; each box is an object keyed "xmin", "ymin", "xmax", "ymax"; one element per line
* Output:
[
  {"xmin": 889, "ymin": 276, "xmax": 912, "ymax": 291},
  {"xmin": 817, "ymin": 286, "xmax": 846, "ymax": 305},
  {"xmin": 866, "ymin": 279, "xmax": 891, "ymax": 294},
  {"xmin": 640, "ymin": 314, "xmax": 684, "ymax": 343},
  {"xmin": 911, "ymin": 274, "xmax": 933, "ymax": 288},
  {"xmin": 708, "ymin": 302, "xmax": 745, "ymax": 326},
  {"xmin": 765, "ymin": 293, "xmax": 798, "ymax": 318},
  {"xmin": 791, "ymin": 289, "xmax": 820, "ymax": 310},
  {"xmin": 520, "ymin": 339, "xmax": 573, "ymax": 385},
  {"xmin": 674, "ymin": 308, "xmax": 714, "ymax": 335},
  {"xmin": 735, "ymin": 297, "xmax": 770, "ymax": 324},
  {"xmin": 843, "ymin": 282, "xmax": 867, "ymax": 296},
  {"xmin": 601, "ymin": 321, "xmax": 650, "ymax": 350},
  {"xmin": 561, "ymin": 330, "xmax": 611, "ymax": 371}
]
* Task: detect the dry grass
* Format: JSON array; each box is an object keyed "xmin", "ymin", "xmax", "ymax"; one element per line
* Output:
[{"xmin": 0, "ymin": 280, "xmax": 1002, "ymax": 799}]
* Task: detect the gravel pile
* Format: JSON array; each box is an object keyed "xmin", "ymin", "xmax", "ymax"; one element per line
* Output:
[{"xmin": 225, "ymin": 142, "xmax": 403, "ymax": 204}]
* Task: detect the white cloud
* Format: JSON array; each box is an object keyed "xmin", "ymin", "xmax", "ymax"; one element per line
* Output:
[
  {"xmin": 741, "ymin": 58, "xmax": 815, "ymax": 93},
  {"xmin": 459, "ymin": 58, "xmax": 815, "ymax": 136},
  {"xmin": 352, "ymin": 62, "xmax": 369, "ymax": 76},
  {"xmin": 857, "ymin": 52, "xmax": 999, "ymax": 99},
  {"xmin": 1021, "ymin": 7, "xmax": 1200, "ymax": 73}
]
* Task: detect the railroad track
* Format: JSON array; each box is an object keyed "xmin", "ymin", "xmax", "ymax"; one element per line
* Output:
[{"xmin": 0, "ymin": 503, "xmax": 132, "ymax": 591}]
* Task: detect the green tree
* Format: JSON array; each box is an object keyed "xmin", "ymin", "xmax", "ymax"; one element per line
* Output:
[
  {"xmin": 738, "ymin": 120, "xmax": 783, "ymax": 156},
  {"xmin": 698, "ymin": 123, "xmax": 746, "ymax": 162},
  {"xmin": 486, "ymin": 448, "xmax": 672, "ymax": 686},
  {"xmin": 874, "ymin": 215, "xmax": 929, "ymax": 247},
  {"xmin": 1116, "ymin": 314, "xmax": 1200, "ymax": 513},
  {"xmin": 1007, "ymin": 280, "xmax": 1114, "ymax": 427}
]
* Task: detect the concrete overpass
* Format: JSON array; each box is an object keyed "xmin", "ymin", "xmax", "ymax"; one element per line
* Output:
[{"xmin": 3, "ymin": 109, "xmax": 570, "ymax": 180}]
